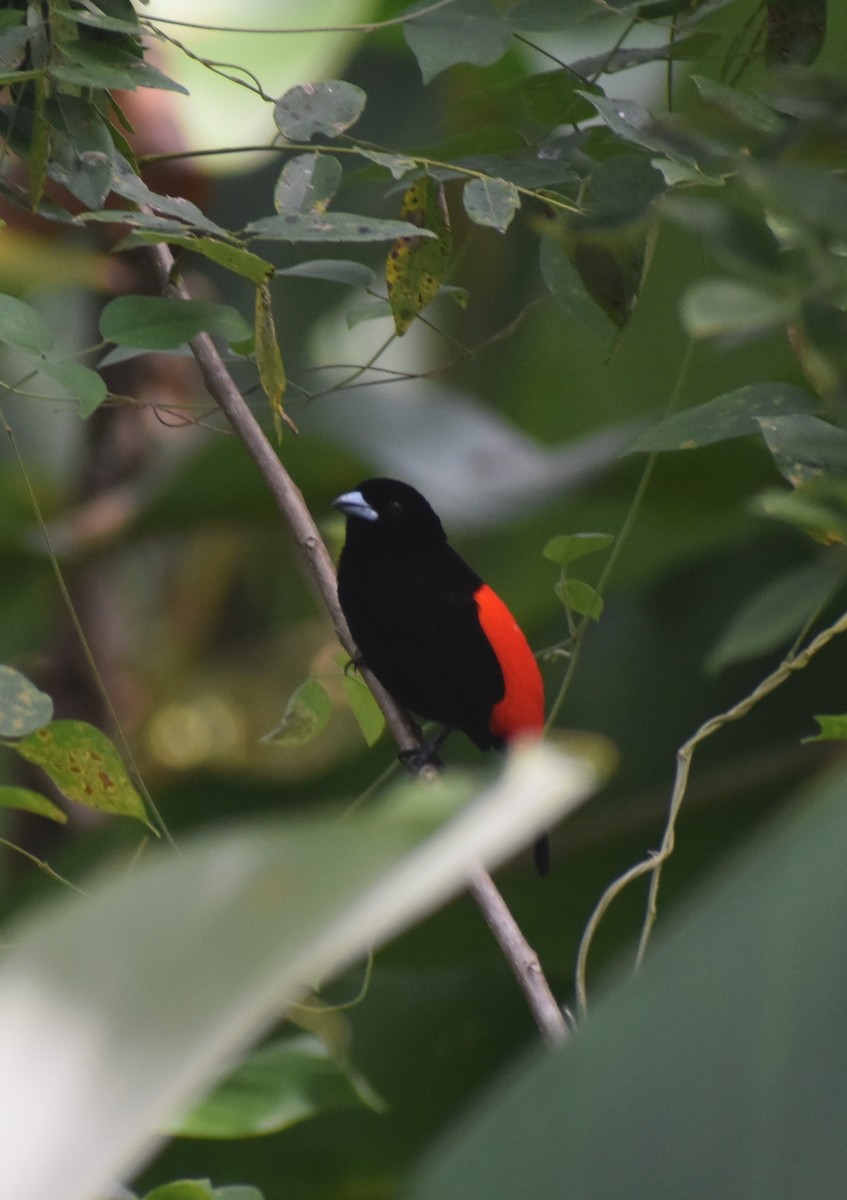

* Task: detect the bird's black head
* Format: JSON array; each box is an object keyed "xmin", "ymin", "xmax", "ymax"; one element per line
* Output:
[{"xmin": 333, "ymin": 478, "xmax": 447, "ymax": 550}]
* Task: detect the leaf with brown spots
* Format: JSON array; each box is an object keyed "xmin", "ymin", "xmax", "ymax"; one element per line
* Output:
[
  {"xmin": 0, "ymin": 665, "xmax": 53, "ymax": 738},
  {"xmin": 13, "ymin": 720, "xmax": 149, "ymax": 824},
  {"xmin": 385, "ymin": 176, "xmax": 452, "ymax": 336}
]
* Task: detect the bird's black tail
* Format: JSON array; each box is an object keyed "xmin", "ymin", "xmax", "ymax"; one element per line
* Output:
[{"xmin": 533, "ymin": 833, "xmax": 551, "ymax": 877}]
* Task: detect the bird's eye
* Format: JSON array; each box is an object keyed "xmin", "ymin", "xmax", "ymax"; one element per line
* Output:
[{"xmin": 387, "ymin": 500, "xmax": 403, "ymax": 517}]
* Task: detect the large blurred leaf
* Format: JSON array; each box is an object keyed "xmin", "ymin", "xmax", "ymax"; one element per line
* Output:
[
  {"xmin": 406, "ymin": 760, "xmax": 847, "ymax": 1200},
  {"xmin": 0, "ymin": 743, "xmax": 599, "ymax": 1200},
  {"xmin": 681, "ymin": 279, "xmax": 794, "ymax": 341},
  {"xmin": 707, "ymin": 553, "xmax": 847, "ymax": 672}
]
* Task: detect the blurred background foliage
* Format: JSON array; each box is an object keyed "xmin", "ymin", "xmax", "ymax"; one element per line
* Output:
[{"xmin": 2, "ymin": 0, "xmax": 847, "ymax": 1196}]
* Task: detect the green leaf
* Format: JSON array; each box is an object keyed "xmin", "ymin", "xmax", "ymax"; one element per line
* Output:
[
  {"xmin": 0, "ymin": 294, "xmax": 52, "ymax": 353},
  {"xmin": 754, "ymin": 481, "xmax": 847, "ymax": 545},
  {"xmin": 357, "ymin": 149, "xmax": 418, "ymax": 179},
  {"xmin": 52, "ymin": 40, "xmax": 187, "ymax": 94},
  {"xmin": 142, "ymin": 1184, "xmax": 215, "ymax": 1200},
  {"xmin": 386, "ymin": 176, "xmax": 452, "ymax": 335},
  {"xmin": 681, "ymin": 279, "xmax": 794, "ymax": 340},
  {"xmin": 555, "ymin": 578, "xmax": 603, "ymax": 620},
  {"xmin": 0, "ymin": 742, "xmax": 598, "ymax": 1200},
  {"xmin": 246, "ymin": 213, "xmax": 436, "ymax": 244},
  {"xmin": 707, "ymin": 556, "xmax": 847, "ymax": 673},
  {"xmin": 691, "ymin": 75, "xmax": 785, "ymax": 134},
  {"xmin": 277, "ymin": 259, "xmax": 375, "ymax": 287},
  {"xmin": 274, "ymin": 154, "xmax": 343, "ymax": 215},
  {"xmin": 0, "ymin": 786, "xmax": 67, "ymax": 824},
  {"xmin": 47, "ymin": 95, "xmax": 115, "ymax": 210},
  {"xmin": 755, "ymin": 414, "xmax": 847, "ymax": 487},
  {"xmin": 804, "ymin": 714, "xmax": 847, "ymax": 744},
  {"xmin": 274, "ymin": 81, "xmax": 366, "ymax": 141},
  {"xmin": 462, "ymin": 177, "xmax": 520, "ymax": 234},
  {"xmin": 38, "ymin": 361, "xmax": 107, "ymax": 418},
  {"xmin": 539, "ymin": 235, "xmax": 617, "ymax": 343},
  {"xmin": 629, "ymin": 383, "xmax": 819, "ymax": 453},
  {"xmin": 0, "ymin": 665, "xmax": 53, "ymax": 737},
  {"xmin": 571, "ymin": 32, "xmax": 718, "ymax": 76},
  {"xmin": 124, "ymin": 234, "xmax": 273, "ymax": 286},
  {"xmin": 343, "ymin": 675, "xmax": 386, "ymax": 747},
  {"xmin": 111, "ymin": 162, "xmax": 230, "ymax": 237},
  {"xmin": 13, "ymin": 721, "xmax": 148, "ymax": 823},
  {"xmin": 261, "ymin": 679, "xmax": 333, "ymax": 747},
  {"xmin": 254, "ymin": 283, "xmax": 289, "ymax": 439},
  {"xmin": 345, "ymin": 298, "xmax": 393, "ymax": 329},
  {"xmin": 100, "ymin": 296, "xmax": 252, "ymax": 350},
  {"xmin": 404, "ymin": 0, "xmax": 511, "ymax": 84},
  {"xmin": 543, "ymin": 533, "xmax": 614, "ymax": 566},
  {"xmin": 405, "ymin": 760, "xmax": 847, "ymax": 1200},
  {"xmin": 172, "ymin": 1033, "xmax": 382, "ymax": 1139}
]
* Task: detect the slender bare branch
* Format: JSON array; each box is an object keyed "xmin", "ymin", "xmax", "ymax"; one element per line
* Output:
[{"xmin": 145, "ymin": 239, "xmax": 565, "ymax": 1044}]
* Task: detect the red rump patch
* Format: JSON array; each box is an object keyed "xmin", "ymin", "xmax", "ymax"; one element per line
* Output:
[{"xmin": 474, "ymin": 584, "xmax": 544, "ymax": 741}]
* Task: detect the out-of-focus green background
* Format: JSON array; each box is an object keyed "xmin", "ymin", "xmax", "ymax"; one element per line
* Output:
[{"xmin": 2, "ymin": 1, "xmax": 847, "ymax": 1196}]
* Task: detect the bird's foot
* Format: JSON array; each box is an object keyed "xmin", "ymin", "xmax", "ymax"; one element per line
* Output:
[{"xmin": 399, "ymin": 745, "xmax": 444, "ymax": 774}]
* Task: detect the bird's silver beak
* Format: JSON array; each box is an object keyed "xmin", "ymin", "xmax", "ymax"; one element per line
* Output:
[{"xmin": 333, "ymin": 490, "xmax": 379, "ymax": 521}]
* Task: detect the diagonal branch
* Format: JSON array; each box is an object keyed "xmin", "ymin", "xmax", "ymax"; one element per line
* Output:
[{"xmin": 145, "ymin": 239, "xmax": 567, "ymax": 1046}]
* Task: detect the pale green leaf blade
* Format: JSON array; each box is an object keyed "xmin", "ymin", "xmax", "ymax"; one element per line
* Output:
[
  {"xmin": 462, "ymin": 177, "xmax": 520, "ymax": 233},
  {"xmin": 13, "ymin": 720, "xmax": 147, "ymax": 823},
  {"xmin": 0, "ymin": 786, "xmax": 67, "ymax": 824},
  {"xmin": 0, "ymin": 742, "xmax": 599, "ymax": 1200},
  {"xmin": 707, "ymin": 557, "xmax": 847, "ymax": 673},
  {"xmin": 261, "ymin": 679, "xmax": 333, "ymax": 747},
  {"xmin": 543, "ymin": 533, "xmax": 614, "ymax": 566},
  {"xmin": 0, "ymin": 665, "xmax": 53, "ymax": 737},
  {"xmin": 555, "ymin": 578, "xmax": 603, "ymax": 620},
  {"xmin": 681, "ymin": 279, "xmax": 794, "ymax": 340},
  {"xmin": 343, "ymin": 675, "xmax": 386, "ymax": 747}
]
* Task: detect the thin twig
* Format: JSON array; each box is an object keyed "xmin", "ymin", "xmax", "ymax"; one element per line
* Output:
[
  {"xmin": 574, "ymin": 605, "xmax": 847, "ymax": 1017},
  {"xmin": 145, "ymin": 239, "xmax": 565, "ymax": 1045},
  {"xmin": 469, "ymin": 865, "xmax": 567, "ymax": 1045}
]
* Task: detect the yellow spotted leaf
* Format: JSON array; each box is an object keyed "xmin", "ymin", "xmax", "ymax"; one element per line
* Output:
[
  {"xmin": 255, "ymin": 282, "xmax": 295, "ymax": 440},
  {"xmin": 13, "ymin": 720, "xmax": 149, "ymax": 824},
  {"xmin": 385, "ymin": 176, "xmax": 451, "ymax": 335}
]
